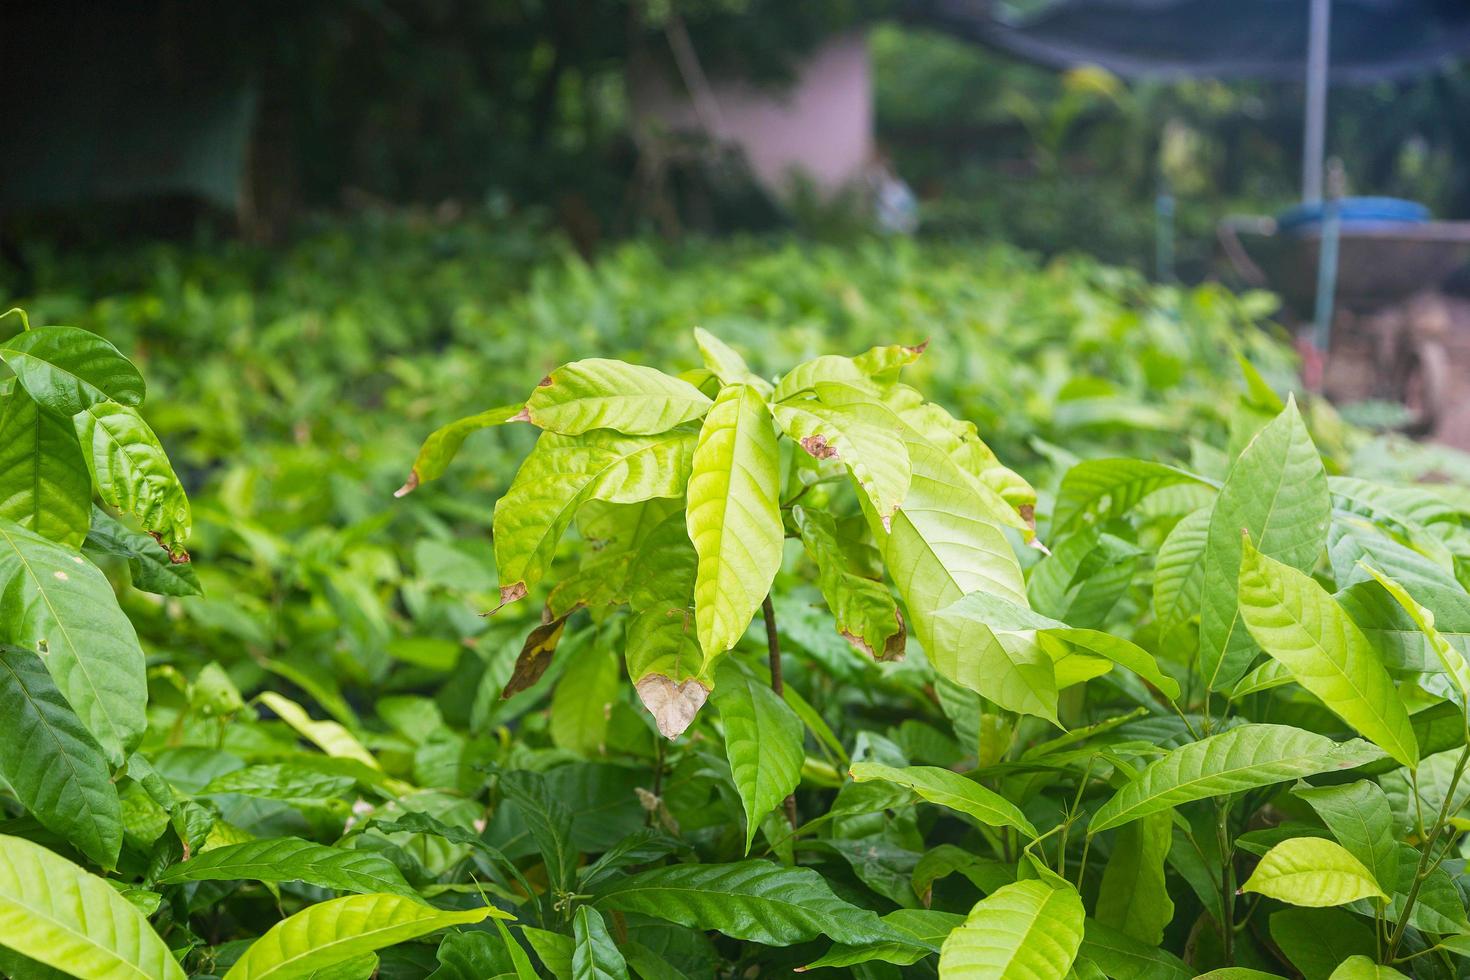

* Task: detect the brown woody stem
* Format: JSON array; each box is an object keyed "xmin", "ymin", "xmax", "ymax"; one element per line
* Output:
[{"xmin": 762, "ymin": 594, "xmax": 799, "ymax": 831}]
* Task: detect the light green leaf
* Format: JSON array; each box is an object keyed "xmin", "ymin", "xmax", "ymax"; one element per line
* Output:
[
  {"xmin": 1195, "ymin": 971, "xmax": 1288, "ymax": 979},
  {"xmin": 0, "ymin": 834, "xmax": 184, "ymax": 979},
  {"xmin": 1201, "ymin": 397, "xmax": 1330, "ymax": 691},
  {"xmin": 794, "ymin": 507, "xmax": 904, "ymax": 661},
  {"xmin": 0, "ymin": 645, "xmax": 122, "ymax": 869},
  {"xmin": 592, "ymin": 860, "xmax": 903, "ymax": 947},
  {"xmin": 1052, "ymin": 459, "xmax": 1214, "ymax": 537},
  {"xmin": 1294, "ymin": 780, "xmax": 1398, "ymax": 894},
  {"xmin": 773, "ymin": 394, "xmax": 910, "ymax": 524},
  {"xmin": 156, "ymin": 838, "xmax": 417, "ymax": 897},
  {"xmin": 526, "ymin": 359, "xmax": 713, "ymax": 435},
  {"xmin": 223, "ymin": 894, "xmax": 506, "ymax": 979},
  {"xmin": 200, "ymin": 764, "xmax": 357, "ymax": 804},
  {"xmin": 848, "ymin": 761, "xmax": 1038, "ymax": 837},
  {"xmin": 0, "ymin": 518, "xmax": 146, "ymax": 763},
  {"xmin": 494, "ymin": 427, "xmax": 696, "ymax": 604},
  {"xmin": 1327, "ymin": 956, "xmax": 1409, "ymax": 979},
  {"xmin": 571, "ymin": 906, "xmax": 629, "ymax": 980},
  {"xmin": 257, "ymin": 692, "xmax": 382, "ymax": 772},
  {"xmin": 938, "ymin": 878, "xmax": 1084, "ymax": 979},
  {"xmin": 0, "ymin": 386, "xmax": 91, "ymax": 548},
  {"xmin": 1095, "ymin": 809, "xmax": 1172, "ymax": 945},
  {"xmin": 693, "ymin": 328, "xmax": 771, "ymax": 394},
  {"xmin": 1153, "ymin": 504, "xmax": 1211, "ymax": 642},
  {"xmin": 1359, "ymin": 563, "xmax": 1470, "ymax": 708},
  {"xmin": 623, "ymin": 512, "xmax": 708, "ymax": 738},
  {"xmin": 686, "ymin": 384, "xmax": 783, "ymax": 658},
  {"xmin": 397, "ymin": 403, "xmax": 523, "ymax": 495},
  {"xmin": 550, "ymin": 639, "xmax": 620, "ymax": 756},
  {"xmin": 0, "ymin": 325, "xmax": 145, "ymax": 418},
  {"xmin": 74, "ymin": 402, "xmax": 191, "ymax": 557},
  {"xmin": 936, "ymin": 591, "xmax": 1180, "ymax": 700},
  {"xmin": 1089, "ymin": 725, "xmax": 1383, "ymax": 834},
  {"xmin": 1241, "ymin": 838, "xmax": 1387, "ymax": 907},
  {"xmin": 713, "ymin": 658, "xmax": 804, "ymax": 852},
  {"xmin": 1238, "ymin": 538, "xmax": 1418, "ymax": 768}
]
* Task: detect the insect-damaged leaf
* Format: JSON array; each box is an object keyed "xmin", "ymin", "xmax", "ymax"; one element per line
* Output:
[
  {"xmin": 686, "ymin": 384, "xmax": 783, "ymax": 659},
  {"xmin": 794, "ymin": 507, "xmax": 904, "ymax": 662},
  {"xmin": 773, "ymin": 390, "xmax": 910, "ymax": 526},
  {"xmin": 624, "ymin": 512, "xmax": 709, "ymax": 737}
]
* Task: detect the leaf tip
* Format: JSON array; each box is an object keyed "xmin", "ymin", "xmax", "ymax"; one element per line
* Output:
[
  {"xmin": 635, "ymin": 674, "xmax": 710, "ymax": 738},
  {"xmin": 394, "ymin": 470, "xmax": 420, "ymax": 497}
]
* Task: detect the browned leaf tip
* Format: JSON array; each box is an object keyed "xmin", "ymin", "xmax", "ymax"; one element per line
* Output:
[
  {"xmin": 485, "ymin": 581, "xmax": 528, "ymax": 617},
  {"xmin": 800, "ymin": 434, "xmax": 838, "ymax": 460},
  {"xmin": 394, "ymin": 469, "xmax": 421, "ymax": 498},
  {"xmin": 537, "ymin": 375, "xmax": 554, "ymax": 387},
  {"xmin": 1019, "ymin": 503, "xmax": 1036, "ymax": 531},
  {"xmin": 501, "ymin": 614, "xmax": 570, "ymax": 699},
  {"xmin": 149, "ymin": 531, "xmax": 191, "ymax": 564},
  {"xmin": 635, "ymin": 674, "xmax": 710, "ymax": 739},
  {"xmin": 511, "ymin": 406, "xmax": 533, "ymax": 423},
  {"xmin": 905, "ymin": 339, "xmax": 930, "ymax": 356}
]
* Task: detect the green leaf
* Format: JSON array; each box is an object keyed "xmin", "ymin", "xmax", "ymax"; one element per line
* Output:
[
  {"xmin": 397, "ymin": 403, "xmax": 523, "ymax": 495},
  {"xmin": 848, "ymin": 761, "xmax": 1038, "ymax": 837},
  {"xmin": 1294, "ymin": 780, "xmax": 1398, "ymax": 894},
  {"xmin": 1078, "ymin": 919, "xmax": 1192, "ymax": 980},
  {"xmin": 1200, "ymin": 397, "xmax": 1330, "ymax": 691},
  {"xmin": 693, "ymin": 328, "xmax": 771, "ymax": 394},
  {"xmin": 1242, "ymin": 838, "xmax": 1387, "ymax": 906},
  {"xmin": 1153, "ymin": 504, "xmax": 1212, "ymax": 642},
  {"xmin": 773, "ymin": 393, "xmax": 910, "ymax": 524},
  {"xmin": 500, "ymin": 771, "xmax": 577, "ymax": 895},
  {"xmin": 83, "ymin": 506, "xmax": 200, "ymax": 596},
  {"xmin": 712, "ymin": 658, "xmax": 804, "ymax": 852},
  {"xmin": 0, "ymin": 325, "xmax": 145, "ymax": 418},
  {"xmin": 1359, "ymin": 563, "xmax": 1470, "ymax": 708},
  {"xmin": 1238, "ymin": 538, "xmax": 1419, "ymax": 768},
  {"xmin": 1089, "ymin": 724, "xmax": 1383, "ymax": 834},
  {"xmin": 686, "ymin": 384, "xmax": 783, "ymax": 658},
  {"xmin": 623, "ymin": 512, "xmax": 708, "ymax": 738},
  {"xmin": 0, "ymin": 386, "xmax": 91, "ymax": 548},
  {"xmin": 1052, "ymin": 459, "xmax": 1214, "ymax": 537},
  {"xmin": 572, "ymin": 906, "xmax": 629, "ymax": 980},
  {"xmin": 0, "ymin": 834, "xmax": 184, "ymax": 979},
  {"xmin": 494, "ymin": 427, "xmax": 695, "ymax": 604},
  {"xmin": 1095, "ymin": 809, "xmax": 1172, "ymax": 945},
  {"xmin": 0, "ymin": 645, "xmax": 122, "ymax": 869},
  {"xmin": 526, "ymin": 358, "xmax": 713, "ymax": 435},
  {"xmin": 936, "ymin": 591, "xmax": 1180, "ymax": 700},
  {"xmin": 74, "ymin": 402, "xmax": 191, "ymax": 558},
  {"xmin": 800, "ymin": 908, "xmax": 958, "ymax": 970},
  {"xmin": 794, "ymin": 507, "xmax": 904, "ymax": 661},
  {"xmin": 550, "ymin": 639, "xmax": 620, "ymax": 756},
  {"xmin": 156, "ymin": 838, "xmax": 417, "ymax": 896},
  {"xmin": 1270, "ymin": 907, "xmax": 1377, "ymax": 980},
  {"xmin": 199, "ymin": 764, "xmax": 357, "ymax": 804},
  {"xmin": 0, "ymin": 518, "xmax": 146, "ymax": 763},
  {"xmin": 938, "ymin": 878, "xmax": 1084, "ymax": 979},
  {"xmin": 592, "ymin": 860, "xmax": 903, "ymax": 947},
  {"xmin": 1327, "ymin": 956, "xmax": 1409, "ymax": 980},
  {"xmin": 257, "ymin": 692, "xmax": 382, "ymax": 772},
  {"xmin": 223, "ymin": 894, "xmax": 506, "ymax": 979}
]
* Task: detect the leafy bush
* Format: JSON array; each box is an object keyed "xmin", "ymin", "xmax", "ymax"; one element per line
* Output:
[{"xmin": 4, "ymin": 224, "xmax": 1470, "ymax": 977}]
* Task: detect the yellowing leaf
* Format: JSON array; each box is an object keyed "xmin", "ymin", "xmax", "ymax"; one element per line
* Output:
[
  {"xmin": 1242, "ymin": 838, "xmax": 1387, "ymax": 907},
  {"xmin": 938, "ymin": 878, "xmax": 1084, "ymax": 979},
  {"xmin": 526, "ymin": 358, "xmax": 713, "ymax": 435}
]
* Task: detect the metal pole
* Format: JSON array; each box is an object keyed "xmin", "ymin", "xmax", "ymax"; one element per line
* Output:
[{"xmin": 1302, "ymin": 0, "xmax": 1331, "ymax": 203}]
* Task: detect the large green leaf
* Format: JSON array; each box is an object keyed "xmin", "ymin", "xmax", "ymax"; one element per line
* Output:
[
  {"xmin": 1270, "ymin": 907, "xmax": 1377, "ymax": 980},
  {"xmin": 73, "ymin": 402, "xmax": 191, "ymax": 558},
  {"xmin": 772, "ymin": 392, "xmax": 910, "ymax": 524},
  {"xmin": 712, "ymin": 658, "xmax": 804, "ymax": 852},
  {"xmin": 493, "ymin": 427, "xmax": 695, "ymax": 603},
  {"xmin": 1327, "ymin": 956, "xmax": 1409, "ymax": 980},
  {"xmin": 1238, "ymin": 539, "xmax": 1418, "ymax": 768},
  {"xmin": 0, "ymin": 325, "xmax": 145, "ymax": 418},
  {"xmin": 1089, "ymin": 725, "xmax": 1383, "ymax": 834},
  {"xmin": 397, "ymin": 403, "xmax": 523, "ymax": 496},
  {"xmin": 199, "ymin": 764, "xmax": 357, "ymax": 804},
  {"xmin": 1294, "ymin": 780, "xmax": 1398, "ymax": 894},
  {"xmin": 223, "ymin": 894, "xmax": 505, "ymax": 980},
  {"xmin": 592, "ymin": 860, "xmax": 903, "ymax": 947},
  {"xmin": 1359, "ymin": 564, "xmax": 1470, "ymax": 707},
  {"xmin": 571, "ymin": 906, "xmax": 629, "ymax": 980},
  {"xmin": 937, "ymin": 878, "xmax": 1084, "ymax": 979},
  {"xmin": 83, "ymin": 506, "xmax": 200, "ymax": 596},
  {"xmin": 935, "ymin": 591, "xmax": 1180, "ymax": 700},
  {"xmin": 623, "ymin": 513, "xmax": 708, "ymax": 737},
  {"xmin": 550, "ymin": 640, "xmax": 620, "ymax": 756},
  {"xmin": 1095, "ymin": 809, "xmax": 1172, "ymax": 945},
  {"xmin": 526, "ymin": 358, "xmax": 712, "ymax": 435},
  {"xmin": 794, "ymin": 507, "xmax": 904, "ymax": 662},
  {"xmin": 1200, "ymin": 398, "xmax": 1330, "ymax": 691},
  {"xmin": 155, "ymin": 838, "xmax": 417, "ymax": 897},
  {"xmin": 1051, "ymin": 459, "xmax": 1214, "ymax": 537},
  {"xmin": 0, "ymin": 386, "xmax": 91, "ymax": 548},
  {"xmin": 0, "ymin": 834, "xmax": 184, "ymax": 979},
  {"xmin": 0, "ymin": 518, "xmax": 146, "ymax": 763},
  {"xmin": 1241, "ymin": 838, "xmax": 1386, "ymax": 907},
  {"xmin": 1078, "ymin": 919, "xmax": 1192, "ymax": 980},
  {"xmin": 0, "ymin": 645, "xmax": 122, "ymax": 869},
  {"xmin": 799, "ymin": 908, "xmax": 957, "ymax": 970},
  {"xmin": 848, "ymin": 761, "xmax": 1038, "ymax": 837},
  {"xmin": 1152, "ymin": 505, "xmax": 1212, "ymax": 642},
  {"xmin": 686, "ymin": 384, "xmax": 783, "ymax": 658}
]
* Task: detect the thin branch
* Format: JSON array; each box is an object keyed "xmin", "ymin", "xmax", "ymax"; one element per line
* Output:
[{"xmin": 762, "ymin": 594, "xmax": 799, "ymax": 832}]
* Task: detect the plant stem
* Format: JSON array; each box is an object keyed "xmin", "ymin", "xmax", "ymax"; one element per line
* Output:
[
  {"xmin": 1215, "ymin": 798, "xmax": 1236, "ymax": 964},
  {"xmin": 762, "ymin": 594, "xmax": 799, "ymax": 831},
  {"xmin": 1387, "ymin": 744, "xmax": 1470, "ymax": 961}
]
